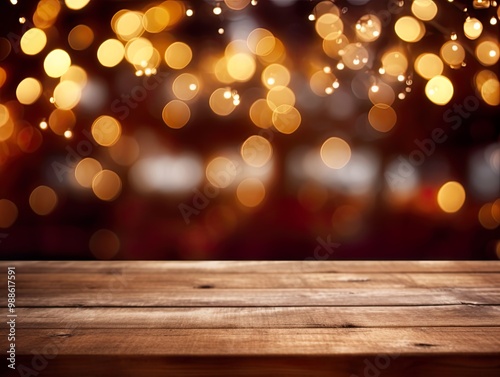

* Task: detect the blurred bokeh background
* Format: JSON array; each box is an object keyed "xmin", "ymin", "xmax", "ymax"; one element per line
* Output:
[{"xmin": 0, "ymin": 0, "xmax": 499, "ymax": 260}]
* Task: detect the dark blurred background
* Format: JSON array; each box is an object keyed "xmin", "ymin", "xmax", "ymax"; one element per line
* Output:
[{"xmin": 0, "ymin": 0, "xmax": 499, "ymax": 260}]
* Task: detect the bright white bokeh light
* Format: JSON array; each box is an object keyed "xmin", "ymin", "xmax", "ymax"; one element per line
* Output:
[
  {"xmin": 79, "ymin": 79, "xmax": 109, "ymax": 112},
  {"xmin": 468, "ymin": 144, "xmax": 500, "ymax": 200},
  {"xmin": 288, "ymin": 147, "xmax": 380, "ymax": 195},
  {"xmin": 130, "ymin": 154, "xmax": 203, "ymax": 193},
  {"xmin": 270, "ymin": 0, "xmax": 297, "ymax": 6}
]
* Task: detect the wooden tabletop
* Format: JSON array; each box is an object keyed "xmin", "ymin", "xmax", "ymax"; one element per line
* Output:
[{"xmin": 1, "ymin": 261, "xmax": 500, "ymax": 376}]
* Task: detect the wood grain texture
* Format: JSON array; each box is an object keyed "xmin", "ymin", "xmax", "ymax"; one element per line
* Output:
[
  {"xmin": 11, "ymin": 272, "xmax": 500, "ymax": 289},
  {"xmin": 4, "ymin": 260, "xmax": 500, "ymax": 273},
  {"xmin": 14, "ymin": 328, "xmax": 500, "ymax": 355},
  {"xmin": 1, "ymin": 261, "xmax": 499, "ymax": 376},
  {"xmin": 14, "ymin": 305, "xmax": 500, "ymax": 329}
]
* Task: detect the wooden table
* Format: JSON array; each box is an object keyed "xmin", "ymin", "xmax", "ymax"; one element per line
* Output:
[{"xmin": 1, "ymin": 261, "xmax": 500, "ymax": 376}]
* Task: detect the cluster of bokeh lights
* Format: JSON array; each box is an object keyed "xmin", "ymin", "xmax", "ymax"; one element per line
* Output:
[{"xmin": 0, "ymin": 0, "xmax": 499, "ymax": 257}]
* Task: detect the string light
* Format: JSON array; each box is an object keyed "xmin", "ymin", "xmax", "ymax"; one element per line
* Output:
[
  {"xmin": 232, "ymin": 91, "xmax": 240, "ymax": 106},
  {"xmin": 213, "ymin": 5, "xmax": 222, "ymax": 15},
  {"xmin": 2, "ymin": 1, "xmax": 497, "ymax": 133}
]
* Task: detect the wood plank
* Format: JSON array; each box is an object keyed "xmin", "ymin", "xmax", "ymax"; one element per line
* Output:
[
  {"xmin": 3, "ymin": 261, "xmax": 499, "ymax": 376},
  {"xmin": 9, "ymin": 272, "xmax": 500, "ymax": 289},
  {"xmin": 14, "ymin": 306, "xmax": 500, "ymax": 329},
  {"xmin": 6, "ymin": 356, "xmax": 500, "ymax": 377},
  {"xmin": 10, "ymin": 328, "xmax": 500, "ymax": 356},
  {"xmin": 7, "ymin": 288, "xmax": 500, "ymax": 307},
  {"xmin": 3, "ymin": 261, "xmax": 500, "ymax": 274}
]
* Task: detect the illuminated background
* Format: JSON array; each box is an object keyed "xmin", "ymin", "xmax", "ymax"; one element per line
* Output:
[{"xmin": 0, "ymin": 0, "xmax": 499, "ymax": 260}]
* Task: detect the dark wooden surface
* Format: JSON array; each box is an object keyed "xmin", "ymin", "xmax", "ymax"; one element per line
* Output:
[{"xmin": 1, "ymin": 261, "xmax": 500, "ymax": 376}]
